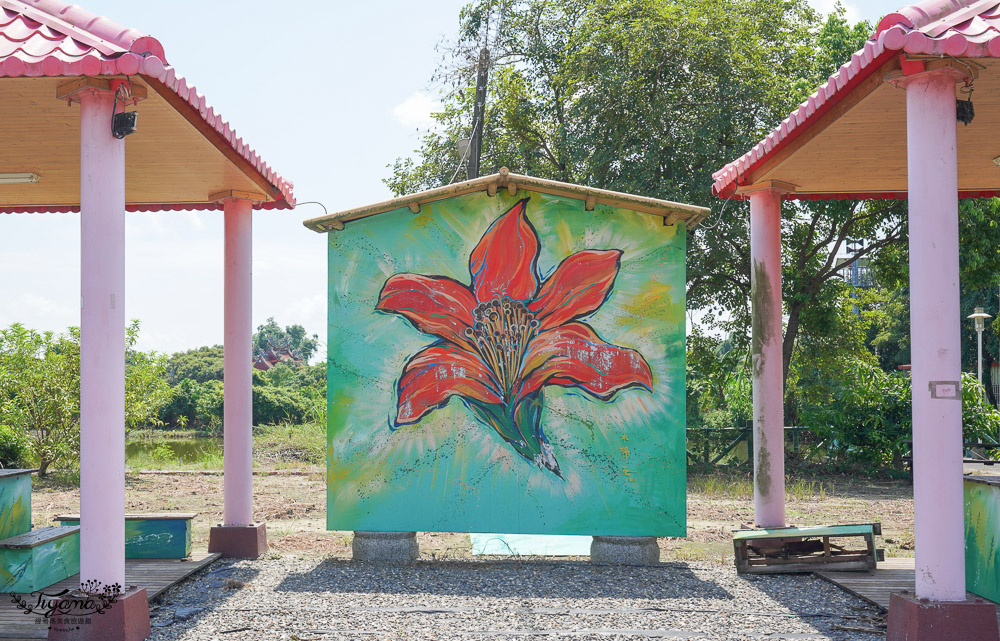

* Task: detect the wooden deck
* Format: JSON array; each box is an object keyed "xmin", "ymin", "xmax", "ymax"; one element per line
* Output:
[
  {"xmin": 0, "ymin": 552, "xmax": 219, "ymax": 640},
  {"xmin": 816, "ymin": 557, "xmax": 1000, "ymax": 625}
]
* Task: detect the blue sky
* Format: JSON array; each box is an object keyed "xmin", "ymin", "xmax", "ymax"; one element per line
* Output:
[{"xmin": 1, "ymin": 0, "xmax": 902, "ymax": 357}]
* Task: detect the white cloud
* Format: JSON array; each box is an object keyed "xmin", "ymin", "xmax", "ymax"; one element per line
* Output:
[{"xmin": 391, "ymin": 91, "xmax": 443, "ymax": 131}]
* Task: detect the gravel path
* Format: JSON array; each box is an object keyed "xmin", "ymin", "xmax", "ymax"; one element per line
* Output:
[{"xmin": 146, "ymin": 557, "xmax": 885, "ymax": 640}]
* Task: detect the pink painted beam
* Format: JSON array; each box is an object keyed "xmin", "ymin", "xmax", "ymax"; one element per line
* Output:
[
  {"xmin": 78, "ymin": 87, "xmax": 126, "ymax": 588},
  {"xmin": 903, "ymin": 68, "xmax": 966, "ymax": 601},
  {"xmin": 223, "ymin": 197, "xmax": 254, "ymax": 527},
  {"xmin": 749, "ymin": 189, "xmax": 785, "ymax": 528}
]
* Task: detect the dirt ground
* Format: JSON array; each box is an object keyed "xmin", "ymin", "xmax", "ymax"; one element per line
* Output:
[{"xmin": 29, "ymin": 469, "xmax": 915, "ymax": 561}]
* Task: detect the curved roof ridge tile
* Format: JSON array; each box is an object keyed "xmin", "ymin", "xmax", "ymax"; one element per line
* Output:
[{"xmin": 877, "ymin": 0, "xmax": 973, "ymax": 34}]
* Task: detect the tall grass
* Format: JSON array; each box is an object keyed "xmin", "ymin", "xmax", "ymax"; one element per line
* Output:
[{"xmin": 688, "ymin": 475, "xmax": 829, "ymax": 501}]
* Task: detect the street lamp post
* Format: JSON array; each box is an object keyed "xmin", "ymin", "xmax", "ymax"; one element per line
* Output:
[{"xmin": 968, "ymin": 307, "xmax": 992, "ymax": 384}]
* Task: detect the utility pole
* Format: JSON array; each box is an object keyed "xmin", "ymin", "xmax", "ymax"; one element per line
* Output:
[{"xmin": 468, "ymin": 46, "xmax": 490, "ymax": 179}]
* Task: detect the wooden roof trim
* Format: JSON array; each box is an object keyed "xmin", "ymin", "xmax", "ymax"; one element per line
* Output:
[
  {"xmin": 303, "ymin": 168, "xmax": 711, "ymax": 232},
  {"xmin": 724, "ymin": 56, "xmax": 898, "ymax": 200}
]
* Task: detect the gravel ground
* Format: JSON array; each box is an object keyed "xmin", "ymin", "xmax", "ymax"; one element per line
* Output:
[{"xmin": 146, "ymin": 557, "xmax": 885, "ymax": 641}]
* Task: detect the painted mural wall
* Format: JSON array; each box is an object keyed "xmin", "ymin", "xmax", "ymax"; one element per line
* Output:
[
  {"xmin": 326, "ymin": 189, "xmax": 686, "ymax": 536},
  {"xmin": 965, "ymin": 476, "xmax": 1000, "ymax": 602}
]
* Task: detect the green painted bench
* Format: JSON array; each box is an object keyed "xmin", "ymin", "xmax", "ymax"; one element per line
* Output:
[
  {"xmin": 0, "ymin": 469, "xmax": 37, "ymax": 541},
  {"xmin": 733, "ymin": 523, "xmax": 883, "ymax": 574},
  {"xmin": 0, "ymin": 525, "xmax": 80, "ymax": 592},
  {"xmin": 55, "ymin": 513, "xmax": 195, "ymax": 559}
]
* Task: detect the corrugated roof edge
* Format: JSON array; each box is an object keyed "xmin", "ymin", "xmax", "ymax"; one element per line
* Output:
[
  {"xmin": 0, "ymin": 0, "xmax": 294, "ymax": 211},
  {"xmin": 711, "ymin": 0, "xmax": 1000, "ymax": 200},
  {"xmin": 303, "ymin": 168, "xmax": 711, "ymax": 233}
]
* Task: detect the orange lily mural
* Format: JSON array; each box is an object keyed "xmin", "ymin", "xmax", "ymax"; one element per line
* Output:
[{"xmin": 376, "ymin": 198, "xmax": 653, "ymax": 478}]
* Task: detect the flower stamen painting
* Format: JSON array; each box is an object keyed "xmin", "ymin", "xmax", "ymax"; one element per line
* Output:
[{"xmin": 375, "ymin": 198, "xmax": 654, "ymax": 478}]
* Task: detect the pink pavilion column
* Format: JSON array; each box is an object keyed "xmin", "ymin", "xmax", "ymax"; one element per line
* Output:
[
  {"xmin": 904, "ymin": 70, "xmax": 965, "ymax": 602},
  {"xmin": 78, "ymin": 87, "xmax": 126, "ymax": 589},
  {"xmin": 749, "ymin": 188, "xmax": 785, "ymax": 528},
  {"xmin": 209, "ymin": 197, "xmax": 267, "ymax": 557},
  {"xmin": 885, "ymin": 65, "xmax": 998, "ymax": 641},
  {"xmin": 223, "ymin": 197, "xmax": 253, "ymax": 527},
  {"xmin": 53, "ymin": 83, "xmax": 151, "ymax": 641}
]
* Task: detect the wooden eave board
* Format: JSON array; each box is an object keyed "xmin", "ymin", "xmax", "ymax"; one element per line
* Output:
[
  {"xmin": 303, "ymin": 170, "xmax": 712, "ymax": 232},
  {"xmin": 750, "ymin": 59, "xmax": 1000, "ymax": 196},
  {"xmin": 0, "ymin": 76, "xmax": 266, "ymax": 209}
]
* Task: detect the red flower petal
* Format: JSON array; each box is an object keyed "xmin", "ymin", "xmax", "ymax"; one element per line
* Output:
[
  {"xmin": 529, "ymin": 250, "xmax": 622, "ymax": 330},
  {"xmin": 376, "ymin": 274, "xmax": 478, "ymax": 348},
  {"xmin": 469, "ymin": 198, "xmax": 540, "ymax": 303},
  {"xmin": 514, "ymin": 322, "xmax": 653, "ymax": 406},
  {"xmin": 396, "ymin": 343, "xmax": 502, "ymax": 425}
]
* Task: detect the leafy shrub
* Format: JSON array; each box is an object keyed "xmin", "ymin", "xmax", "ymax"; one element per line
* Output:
[
  {"xmin": 151, "ymin": 442, "xmax": 175, "ymax": 464},
  {"xmin": 158, "ymin": 378, "xmax": 224, "ymax": 433},
  {"xmin": 799, "ymin": 362, "xmax": 1000, "ymax": 467},
  {"xmin": 962, "ymin": 373, "xmax": 1000, "ymax": 443},
  {"xmin": 0, "ymin": 424, "xmax": 30, "ymax": 468},
  {"xmin": 252, "ymin": 385, "xmax": 309, "ymax": 426}
]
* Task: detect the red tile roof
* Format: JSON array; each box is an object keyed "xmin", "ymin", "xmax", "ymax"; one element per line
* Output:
[
  {"xmin": 0, "ymin": 0, "xmax": 294, "ymax": 211},
  {"xmin": 712, "ymin": 0, "xmax": 1000, "ymax": 200}
]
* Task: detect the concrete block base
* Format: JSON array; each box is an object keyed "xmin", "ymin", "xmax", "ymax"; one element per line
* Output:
[
  {"xmin": 590, "ymin": 536, "xmax": 659, "ymax": 566},
  {"xmin": 352, "ymin": 531, "xmax": 418, "ymax": 563},
  {"xmin": 47, "ymin": 585, "xmax": 150, "ymax": 641},
  {"xmin": 887, "ymin": 591, "xmax": 999, "ymax": 641},
  {"xmin": 208, "ymin": 522, "xmax": 267, "ymax": 559}
]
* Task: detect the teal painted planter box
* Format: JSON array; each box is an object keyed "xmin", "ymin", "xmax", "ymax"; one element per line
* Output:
[
  {"xmin": 0, "ymin": 526, "xmax": 79, "ymax": 593},
  {"xmin": 965, "ymin": 476, "xmax": 1000, "ymax": 602},
  {"xmin": 0, "ymin": 469, "xmax": 36, "ymax": 541},
  {"xmin": 55, "ymin": 513, "xmax": 194, "ymax": 559}
]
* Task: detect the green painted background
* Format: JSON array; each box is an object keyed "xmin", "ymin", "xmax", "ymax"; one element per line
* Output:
[
  {"xmin": 965, "ymin": 477, "xmax": 1000, "ymax": 602},
  {"xmin": 326, "ymin": 189, "xmax": 687, "ymax": 536},
  {"xmin": 57, "ymin": 517, "xmax": 191, "ymax": 559}
]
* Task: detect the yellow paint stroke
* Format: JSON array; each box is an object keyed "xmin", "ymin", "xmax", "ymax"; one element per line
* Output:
[
  {"xmin": 555, "ymin": 218, "xmax": 575, "ymax": 256},
  {"xmin": 618, "ymin": 281, "xmax": 683, "ymax": 327}
]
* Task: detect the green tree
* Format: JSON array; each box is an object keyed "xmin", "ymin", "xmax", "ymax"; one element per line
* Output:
[
  {"xmin": 386, "ymin": 0, "xmax": 903, "ymax": 387},
  {"xmin": 126, "ymin": 321, "xmax": 173, "ymax": 430},
  {"xmin": 166, "ymin": 345, "xmax": 224, "ymax": 385},
  {"xmin": 0, "ymin": 324, "xmax": 78, "ymax": 475},
  {"xmin": 0, "ymin": 322, "xmax": 171, "ymax": 475}
]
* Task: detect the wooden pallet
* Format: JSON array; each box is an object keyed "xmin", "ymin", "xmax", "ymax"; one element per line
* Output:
[
  {"xmin": 734, "ymin": 523, "xmax": 883, "ymax": 574},
  {"xmin": 0, "ymin": 552, "xmax": 219, "ymax": 640}
]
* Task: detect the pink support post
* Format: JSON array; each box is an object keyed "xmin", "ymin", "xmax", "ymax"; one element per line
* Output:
[
  {"xmin": 749, "ymin": 188, "xmax": 785, "ymax": 528},
  {"xmin": 223, "ymin": 197, "xmax": 254, "ymax": 527},
  {"xmin": 905, "ymin": 70, "xmax": 965, "ymax": 602},
  {"xmin": 78, "ymin": 88, "xmax": 126, "ymax": 589}
]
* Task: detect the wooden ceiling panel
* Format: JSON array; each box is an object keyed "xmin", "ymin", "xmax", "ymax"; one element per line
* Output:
[
  {"xmin": 0, "ymin": 77, "xmax": 263, "ymax": 209},
  {"xmin": 755, "ymin": 59, "xmax": 1000, "ymax": 196}
]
